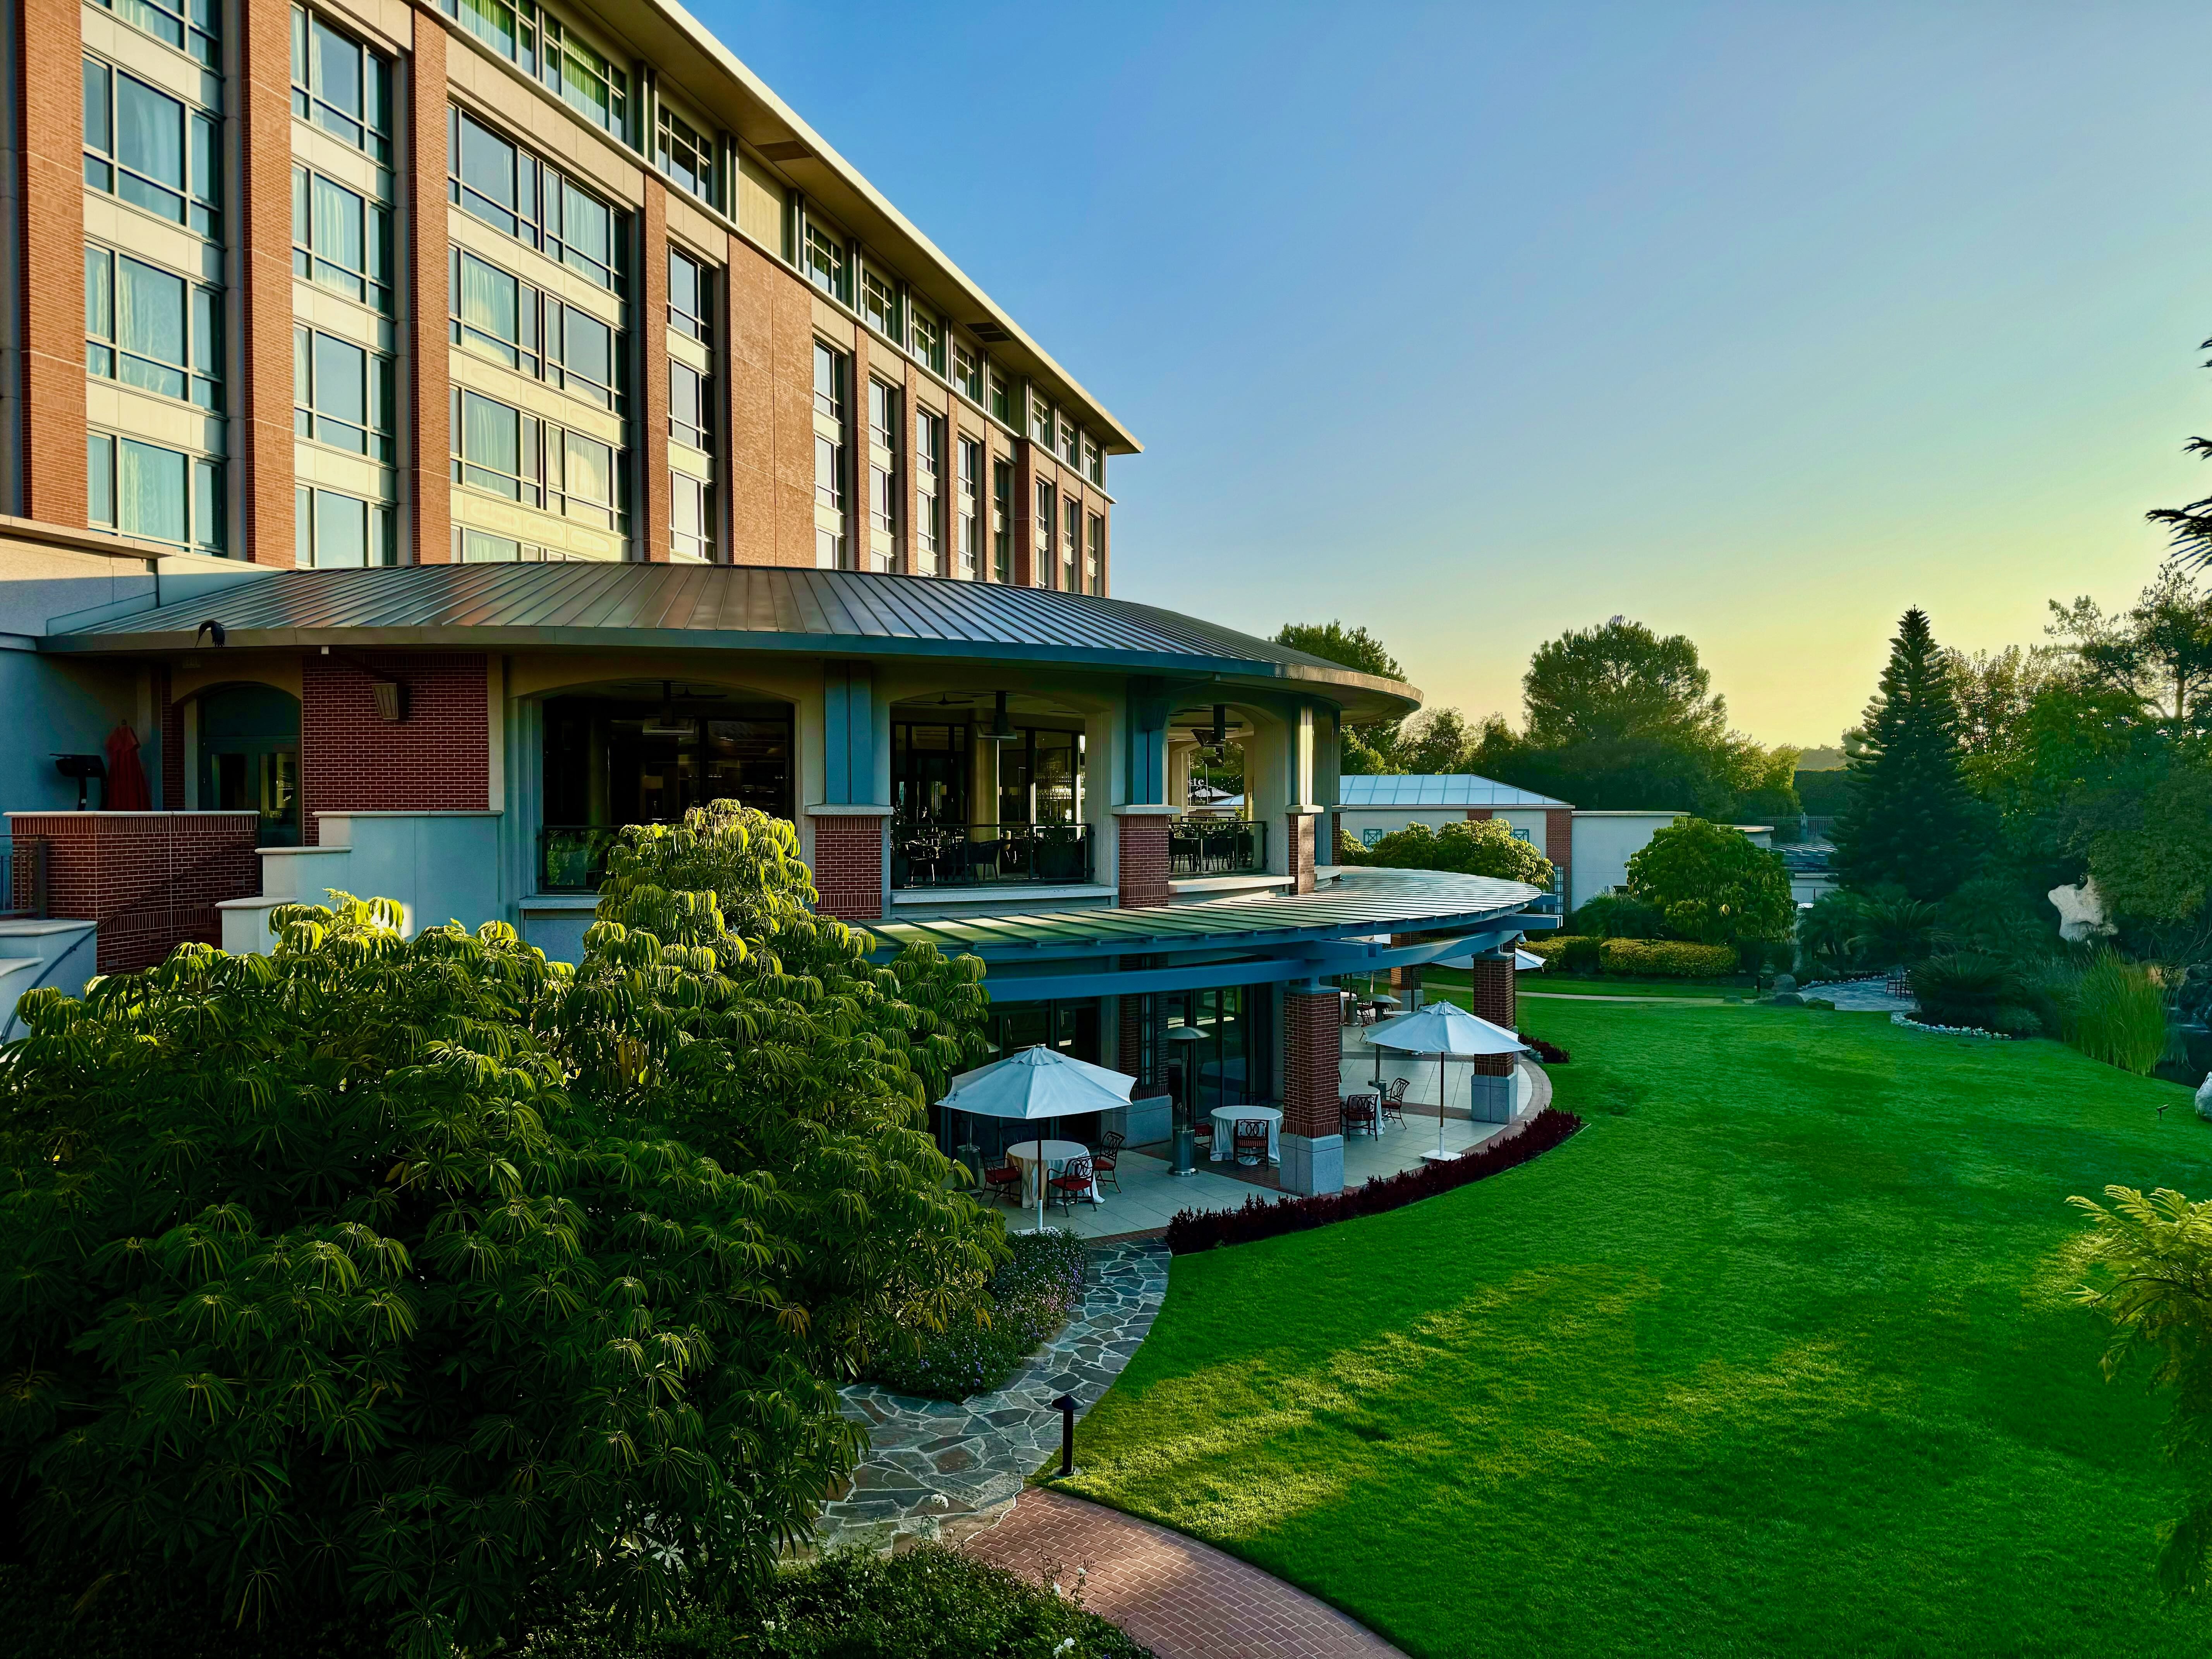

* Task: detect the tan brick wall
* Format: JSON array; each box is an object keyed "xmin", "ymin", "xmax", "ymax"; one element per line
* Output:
[
  {"xmin": 407, "ymin": 14, "xmax": 450, "ymax": 562},
  {"xmin": 724, "ymin": 232, "xmax": 814, "ymax": 566},
  {"xmin": 1281, "ymin": 989, "xmax": 1341, "ymax": 1141},
  {"xmin": 810, "ymin": 814, "xmax": 884, "ymax": 920},
  {"xmin": 19, "ymin": 0, "xmax": 87, "ymax": 526},
  {"xmin": 1117, "ymin": 814, "xmax": 1169, "ymax": 908},
  {"xmin": 8, "ymin": 811, "xmax": 259, "ymax": 971},
  {"xmin": 638, "ymin": 180, "xmax": 671, "ymax": 562},
  {"xmin": 240, "ymin": 0, "xmax": 295, "ymax": 564}
]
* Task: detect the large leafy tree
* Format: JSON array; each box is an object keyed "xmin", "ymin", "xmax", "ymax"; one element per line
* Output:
[
  {"xmin": 1832, "ymin": 608, "xmax": 1988, "ymax": 901},
  {"xmin": 1622, "ymin": 817, "xmax": 1793, "ymax": 948},
  {"xmin": 2047, "ymin": 565, "xmax": 2212, "ymax": 728},
  {"xmin": 0, "ymin": 802, "xmax": 998, "ymax": 1656},
  {"xmin": 1276, "ymin": 621, "xmax": 1407, "ymax": 773},
  {"xmin": 1339, "ymin": 817, "xmax": 1553, "ymax": 886}
]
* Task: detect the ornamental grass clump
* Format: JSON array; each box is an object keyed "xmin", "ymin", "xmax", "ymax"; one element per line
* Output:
[
  {"xmin": 867, "ymin": 1229, "xmax": 1089, "ymax": 1401},
  {"xmin": 2068, "ymin": 952, "xmax": 2170, "ymax": 1075}
]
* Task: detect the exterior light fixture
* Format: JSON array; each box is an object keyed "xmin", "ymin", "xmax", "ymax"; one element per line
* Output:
[{"xmin": 1050, "ymin": 1391, "xmax": 1078, "ymax": 1478}]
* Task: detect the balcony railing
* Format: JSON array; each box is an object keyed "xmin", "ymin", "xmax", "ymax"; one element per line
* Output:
[
  {"xmin": 0, "ymin": 835, "xmax": 48, "ymax": 919},
  {"xmin": 1169, "ymin": 815, "xmax": 1267, "ymax": 877},
  {"xmin": 893, "ymin": 822, "xmax": 1093, "ymax": 889},
  {"xmin": 539, "ymin": 825, "xmax": 626, "ymax": 893}
]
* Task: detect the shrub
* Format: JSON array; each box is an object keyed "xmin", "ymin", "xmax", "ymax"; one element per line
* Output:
[
  {"xmin": 1517, "ymin": 936, "xmax": 1569, "ymax": 966},
  {"xmin": 867, "ymin": 1230, "xmax": 1089, "ymax": 1401},
  {"xmin": 1597, "ymin": 939, "xmax": 1739, "ymax": 977},
  {"xmin": 1164, "ymin": 1108, "xmax": 1583, "ymax": 1253},
  {"xmin": 1520, "ymin": 1034, "xmax": 1571, "ymax": 1064},
  {"xmin": 1624, "ymin": 817, "xmax": 1795, "ymax": 948},
  {"xmin": 2068, "ymin": 953, "xmax": 2169, "ymax": 1075},
  {"xmin": 1568, "ymin": 892, "xmax": 1665, "ymax": 939},
  {"xmin": 1910, "ymin": 951, "xmax": 2025, "ymax": 1031},
  {"xmin": 1357, "ymin": 819, "xmax": 1555, "ymax": 886},
  {"xmin": 1796, "ymin": 890, "xmax": 1865, "ymax": 976},
  {"xmin": 1561, "ymin": 934, "xmax": 1604, "ymax": 973}
]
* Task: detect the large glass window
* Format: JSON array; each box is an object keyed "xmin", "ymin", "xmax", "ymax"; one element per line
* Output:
[
  {"xmin": 910, "ymin": 309, "xmax": 945, "ymax": 376},
  {"xmin": 992, "ymin": 459, "xmax": 1012, "ymax": 583},
  {"xmin": 293, "ymin": 165, "xmax": 392, "ymax": 312},
  {"xmin": 1087, "ymin": 512, "xmax": 1104, "ymax": 596},
  {"xmin": 1034, "ymin": 481, "xmax": 1054, "ymax": 589},
  {"xmin": 989, "ymin": 370, "xmax": 1011, "ymax": 426},
  {"xmin": 446, "ymin": 0, "xmax": 539, "ymax": 75},
  {"xmin": 1166, "ymin": 986, "xmax": 1272, "ymax": 1114},
  {"xmin": 668, "ymin": 247, "xmax": 712, "ymax": 343},
  {"xmin": 954, "ymin": 340, "xmax": 983, "ymax": 404},
  {"xmin": 93, "ymin": 0, "xmax": 217, "ymax": 65},
  {"xmin": 670, "ymin": 359, "xmax": 711, "ymax": 452},
  {"xmin": 450, "ymin": 388, "xmax": 621, "ymax": 531},
  {"xmin": 1060, "ymin": 416, "xmax": 1080, "ymax": 469},
  {"xmin": 812, "ymin": 342, "xmax": 849, "ymax": 570},
  {"xmin": 448, "ymin": 107, "xmax": 622, "ymax": 292},
  {"xmin": 996, "ymin": 727, "xmax": 1084, "ymax": 824},
  {"xmin": 914, "ymin": 408, "xmax": 943, "ymax": 575},
  {"xmin": 88, "ymin": 431, "xmax": 222, "ymax": 553},
  {"xmin": 1084, "ymin": 434, "xmax": 1104, "ymax": 486},
  {"xmin": 448, "ymin": 247, "xmax": 620, "ymax": 409},
  {"xmin": 956, "ymin": 436, "xmax": 982, "ymax": 580},
  {"xmin": 83, "ymin": 59, "xmax": 220, "ymax": 239},
  {"xmin": 867, "ymin": 379, "xmax": 899, "ymax": 572},
  {"xmin": 291, "ymin": 8, "xmax": 391, "ymax": 162},
  {"xmin": 294, "ymin": 485, "xmax": 394, "ymax": 568},
  {"xmin": 658, "ymin": 104, "xmax": 714, "ymax": 201},
  {"xmin": 85, "ymin": 245, "xmax": 220, "ymax": 410},
  {"xmin": 1029, "ymin": 388, "xmax": 1053, "ymax": 447},
  {"xmin": 294, "ymin": 326, "xmax": 394, "ymax": 459},
  {"xmin": 893, "ymin": 722, "xmax": 969, "ymax": 825},
  {"xmin": 803, "ymin": 221, "xmax": 849, "ymax": 305},
  {"xmin": 1063, "ymin": 496, "xmax": 1081, "ymax": 592},
  {"xmin": 671, "ymin": 471, "xmax": 712, "ymax": 563},
  {"xmin": 541, "ymin": 13, "xmax": 626, "ymax": 137},
  {"xmin": 859, "ymin": 267, "xmax": 898, "ymax": 341}
]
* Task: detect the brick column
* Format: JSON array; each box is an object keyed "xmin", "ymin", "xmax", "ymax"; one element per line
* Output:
[
  {"xmin": 1115, "ymin": 809, "xmax": 1170, "ymax": 907},
  {"xmin": 1545, "ymin": 806, "xmax": 1573, "ymax": 906},
  {"xmin": 19, "ymin": 0, "xmax": 87, "ymax": 525},
  {"xmin": 1279, "ymin": 987, "xmax": 1343, "ymax": 1195},
  {"xmin": 1466, "ymin": 951, "xmax": 1520, "ymax": 1125},
  {"xmin": 809, "ymin": 813, "xmax": 886, "ymax": 921},
  {"xmin": 638, "ymin": 180, "xmax": 671, "ymax": 562},
  {"xmin": 240, "ymin": 0, "xmax": 295, "ymax": 564},
  {"xmin": 1285, "ymin": 810, "xmax": 1316, "ymax": 894},
  {"xmin": 1389, "ymin": 933, "xmax": 1422, "ymax": 998},
  {"xmin": 406, "ymin": 14, "xmax": 450, "ymax": 562}
]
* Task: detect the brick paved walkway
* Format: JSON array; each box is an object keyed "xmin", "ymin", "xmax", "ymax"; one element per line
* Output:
[{"xmin": 965, "ymin": 1487, "xmax": 1405, "ymax": 1659}]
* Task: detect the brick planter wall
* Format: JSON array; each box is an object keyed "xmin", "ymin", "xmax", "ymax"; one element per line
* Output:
[
  {"xmin": 1117, "ymin": 814, "xmax": 1169, "ymax": 907},
  {"xmin": 299, "ymin": 653, "xmax": 489, "ymax": 842},
  {"xmin": 811, "ymin": 815, "xmax": 886, "ymax": 921},
  {"xmin": 1468, "ymin": 953, "xmax": 1518, "ymax": 1077},
  {"xmin": 7, "ymin": 812, "xmax": 259, "ymax": 972}
]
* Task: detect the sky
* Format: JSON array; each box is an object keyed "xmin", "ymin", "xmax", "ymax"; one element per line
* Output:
[{"xmin": 689, "ymin": 0, "xmax": 2212, "ymax": 747}]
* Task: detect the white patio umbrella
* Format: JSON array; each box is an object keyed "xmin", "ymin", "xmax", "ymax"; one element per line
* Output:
[
  {"xmin": 1367, "ymin": 1003, "xmax": 1530, "ymax": 1163},
  {"xmin": 938, "ymin": 1045, "xmax": 1136, "ymax": 1232},
  {"xmin": 1514, "ymin": 948, "xmax": 1545, "ymax": 971}
]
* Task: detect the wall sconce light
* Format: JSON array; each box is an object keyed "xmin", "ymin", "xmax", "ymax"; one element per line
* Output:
[{"xmin": 371, "ymin": 681, "xmax": 408, "ymax": 722}]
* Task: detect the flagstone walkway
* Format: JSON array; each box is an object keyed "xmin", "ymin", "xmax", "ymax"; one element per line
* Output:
[{"xmin": 814, "ymin": 1238, "xmax": 1170, "ymax": 1553}]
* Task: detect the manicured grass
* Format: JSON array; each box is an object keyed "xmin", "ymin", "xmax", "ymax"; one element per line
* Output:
[
  {"xmin": 1425, "ymin": 966, "xmax": 1747, "ymax": 1000},
  {"xmin": 1064, "ymin": 1002, "xmax": 2212, "ymax": 1657}
]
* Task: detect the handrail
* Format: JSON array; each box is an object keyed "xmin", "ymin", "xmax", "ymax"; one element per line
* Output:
[
  {"xmin": 1168, "ymin": 815, "xmax": 1266, "ymax": 876},
  {"xmin": 892, "ymin": 821, "xmax": 1093, "ymax": 888}
]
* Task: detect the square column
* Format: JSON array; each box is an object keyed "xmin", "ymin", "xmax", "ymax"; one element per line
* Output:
[
  {"xmin": 1115, "ymin": 805, "xmax": 1175, "ymax": 907},
  {"xmin": 1279, "ymin": 987, "xmax": 1344, "ymax": 1196},
  {"xmin": 810, "ymin": 810, "xmax": 888, "ymax": 921},
  {"xmin": 1285, "ymin": 809, "xmax": 1319, "ymax": 894},
  {"xmin": 1467, "ymin": 951, "xmax": 1518, "ymax": 1123}
]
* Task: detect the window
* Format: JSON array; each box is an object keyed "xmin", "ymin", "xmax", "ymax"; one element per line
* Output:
[
  {"xmin": 1060, "ymin": 416, "xmax": 1080, "ymax": 469},
  {"xmin": 668, "ymin": 246, "xmax": 712, "ymax": 343},
  {"xmin": 1034, "ymin": 480, "xmax": 1053, "ymax": 589},
  {"xmin": 954, "ymin": 341, "xmax": 983, "ymax": 404},
  {"xmin": 541, "ymin": 12, "xmax": 626, "ymax": 139},
  {"xmin": 294, "ymin": 486, "xmax": 394, "ymax": 567},
  {"xmin": 1029, "ymin": 388, "xmax": 1052, "ymax": 447},
  {"xmin": 446, "ymin": 0, "xmax": 541, "ymax": 77},
  {"xmin": 88, "ymin": 431, "xmax": 222, "ymax": 553},
  {"xmin": 85, "ymin": 245, "xmax": 221, "ymax": 410},
  {"xmin": 1084, "ymin": 434, "xmax": 1103, "ymax": 485},
  {"xmin": 671, "ymin": 470, "xmax": 712, "ymax": 563},
  {"xmin": 956, "ymin": 436, "xmax": 982, "ymax": 580},
  {"xmin": 1086, "ymin": 512, "xmax": 1104, "ymax": 596},
  {"xmin": 914, "ymin": 408, "xmax": 943, "ymax": 576},
  {"xmin": 812, "ymin": 342, "xmax": 850, "ymax": 570},
  {"xmin": 448, "ymin": 249, "xmax": 620, "ymax": 410},
  {"xmin": 988, "ymin": 370, "xmax": 1011, "ymax": 426},
  {"xmin": 448, "ymin": 107, "xmax": 621, "ymax": 292},
  {"xmin": 866, "ymin": 378, "xmax": 899, "ymax": 572},
  {"xmin": 803, "ymin": 222, "xmax": 850, "ymax": 305},
  {"xmin": 450, "ymin": 387, "xmax": 621, "ymax": 531},
  {"xmin": 1063, "ymin": 495, "xmax": 1080, "ymax": 591},
  {"xmin": 670, "ymin": 359, "xmax": 711, "ymax": 452},
  {"xmin": 82, "ymin": 59, "xmax": 220, "ymax": 239},
  {"xmin": 991, "ymin": 459, "xmax": 1012, "ymax": 583},
  {"xmin": 658, "ymin": 104, "xmax": 714, "ymax": 201},
  {"xmin": 293, "ymin": 165, "xmax": 393, "ymax": 312},
  {"xmin": 910, "ymin": 309, "xmax": 945, "ymax": 376},
  {"xmin": 291, "ymin": 9, "xmax": 391, "ymax": 162},
  {"xmin": 94, "ymin": 0, "xmax": 218, "ymax": 65},
  {"xmin": 859, "ymin": 267, "xmax": 898, "ymax": 341},
  {"xmin": 294, "ymin": 326, "xmax": 395, "ymax": 459}
]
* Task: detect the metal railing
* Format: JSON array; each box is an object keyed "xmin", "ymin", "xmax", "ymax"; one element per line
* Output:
[
  {"xmin": 892, "ymin": 822, "xmax": 1093, "ymax": 888},
  {"xmin": 538, "ymin": 825, "xmax": 626, "ymax": 893},
  {"xmin": 1168, "ymin": 816, "xmax": 1267, "ymax": 877},
  {"xmin": 0, "ymin": 836, "xmax": 48, "ymax": 919}
]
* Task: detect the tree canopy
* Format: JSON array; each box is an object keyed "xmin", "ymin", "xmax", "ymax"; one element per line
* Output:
[
  {"xmin": 1339, "ymin": 817, "xmax": 1554, "ymax": 886},
  {"xmin": 1623, "ymin": 817, "xmax": 1794, "ymax": 948}
]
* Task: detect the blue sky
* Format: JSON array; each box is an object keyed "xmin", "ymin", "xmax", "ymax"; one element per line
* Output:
[{"xmin": 690, "ymin": 0, "xmax": 2212, "ymax": 745}]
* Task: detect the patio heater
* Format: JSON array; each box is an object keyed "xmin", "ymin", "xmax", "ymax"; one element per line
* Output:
[{"xmin": 1166, "ymin": 1024, "xmax": 1209, "ymax": 1175}]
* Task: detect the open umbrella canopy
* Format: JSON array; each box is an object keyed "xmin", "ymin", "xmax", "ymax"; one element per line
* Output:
[
  {"xmin": 938, "ymin": 1044, "xmax": 1136, "ymax": 1119},
  {"xmin": 1514, "ymin": 948, "xmax": 1545, "ymax": 971},
  {"xmin": 1367, "ymin": 1002, "xmax": 1528, "ymax": 1058}
]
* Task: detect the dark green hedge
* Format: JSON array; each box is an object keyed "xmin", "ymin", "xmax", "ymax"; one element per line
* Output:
[{"xmin": 866, "ymin": 1229, "xmax": 1090, "ymax": 1400}]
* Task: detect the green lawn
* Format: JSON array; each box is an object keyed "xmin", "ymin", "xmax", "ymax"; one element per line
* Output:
[
  {"xmin": 1424, "ymin": 966, "xmax": 1748, "ymax": 1000},
  {"xmin": 1064, "ymin": 1002, "xmax": 2212, "ymax": 1656}
]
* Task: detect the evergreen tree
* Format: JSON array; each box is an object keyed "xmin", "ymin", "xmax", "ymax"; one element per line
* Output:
[{"xmin": 1834, "ymin": 607, "xmax": 1988, "ymax": 900}]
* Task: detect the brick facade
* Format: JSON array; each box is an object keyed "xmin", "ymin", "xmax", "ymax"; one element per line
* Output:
[
  {"xmin": 810, "ymin": 814, "xmax": 886, "ymax": 921},
  {"xmin": 1467, "ymin": 953, "xmax": 1518, "ymax": 1077},
  {"xmin": 724, "ymin": 231, "xmax": 816, "ymax": 566},
  {"xmin": 1286, "ymin": 811, "xmax": 1316, "ymax": 894},
  {"xmin": 639, "ymin": 180, "xmax": 672, "ymax": 563},
  {"xmin": 7, "ymin": 811, "xmax": 258, "ymax": 971},
  {"xmin": 1116, "ymin": 814, "xmax": 1170, "ymax": 908},
  {"xmin": 1545, "ymin": 806, "xmax": 1573, "ymax": 890},
  {"xmin": 298, "ymin": 653, "xmax": 489, "ymax": 842},
  {"xmin": 239, "ymin": 0, "xmax": 294, "ymax": 564},
  {"xmin": 406, "ymin": 15, "xmax": 450, "ymax": 563},
  {"xmin": 19, "ymin": 0, "xmax": 86, "ymax": 526},
  {"xmin": 1281, "ymin": 988, "xmax": 1341, "ymax": 1141}
]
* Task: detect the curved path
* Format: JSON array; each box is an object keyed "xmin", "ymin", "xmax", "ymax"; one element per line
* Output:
[{"xmin": 965, "ymin": 1488, "xmax": 1405, "ymax": 1658}]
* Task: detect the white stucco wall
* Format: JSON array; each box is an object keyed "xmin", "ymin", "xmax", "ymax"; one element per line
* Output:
[{"xmin": 1568, "ymin": 813, "xmax": 1773, "ymax": 912}]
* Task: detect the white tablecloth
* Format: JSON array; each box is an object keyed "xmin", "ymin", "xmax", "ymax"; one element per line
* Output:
[
  {"xmin": 1209, "ymin": 1105, "xmax": 1281, "ymax": 1163},
  {"xmin": 1007, "ymin": 1139, "xmax": 1103, "ymax": 1205}
]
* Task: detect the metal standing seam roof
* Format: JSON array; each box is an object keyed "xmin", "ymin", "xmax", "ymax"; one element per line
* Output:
[
  {"xmin": 43, "ymin": 565, "xmax": 1422, "ymax": 720},
  {"xmin": 1336, "ymin": 774, "xmax": 1571, "ymax": 810},
  {"xmin": 869, "ymin": 868, "xmax": 1544, "ymax": 960}
]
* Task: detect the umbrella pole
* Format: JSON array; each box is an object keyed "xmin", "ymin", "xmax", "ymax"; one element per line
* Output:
[{"xmin": 1438, "ymin": 1052, "xmax": 1447, "ymax": 1160}]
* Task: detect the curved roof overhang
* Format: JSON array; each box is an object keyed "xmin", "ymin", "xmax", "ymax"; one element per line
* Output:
[{"xmin": 41, "ymin": 564, "xmax": 1424, "ymax": 723}]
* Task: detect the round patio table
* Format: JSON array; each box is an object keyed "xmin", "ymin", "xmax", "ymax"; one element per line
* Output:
[
  {"xmin": 1209, "ymin": 1104, "xmax": 1281, "ymax": 1164},
  {"xmin": 1006, "ymin": 1139, "xmax": 1102, "ymax": 1206}
]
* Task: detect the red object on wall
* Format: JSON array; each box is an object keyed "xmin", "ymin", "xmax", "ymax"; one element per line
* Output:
[
  {"xmin": 6, "ymin": 812, "xmax": 259, "ymax": 972},
  {"xmin": 1281, "ymin": 989, "xmax": 1343, "ymax": 1141},
  {"xmin": 811, "ymin": 814, "xmax": 886, "ymax": 921},
  {"xmin": 1117, "ymin": 814, "xmax": 1169, "ymax": 908},
  {"xmin": 299, "ymin": 653, "xmax": 489, "ymax": 843},
  {"xmin": 1468, "ymin": 954, "xmax": 1518, "ymax": 1077},
  {"xmin": 103, "ymin": 725, "xmax": 151, "ymax": 811}
]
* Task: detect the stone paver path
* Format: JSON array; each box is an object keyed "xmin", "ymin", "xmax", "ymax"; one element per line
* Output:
[
  {"xmin": 814, "ymin": 1239, "xmax": 1169, "ymax": 1553},
  {"xmin": 1798, "ymin": 977, "xmax": 1915, "ymax": 1012},
  {"xmin": 966, "ymin": 1488, "xmax": 1406, "ymax": 1659}
]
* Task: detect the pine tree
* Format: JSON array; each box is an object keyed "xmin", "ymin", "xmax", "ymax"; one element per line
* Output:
[{"xmin": 1834, "ymin": 607, "xmax": 1989, "ymax": 900}]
